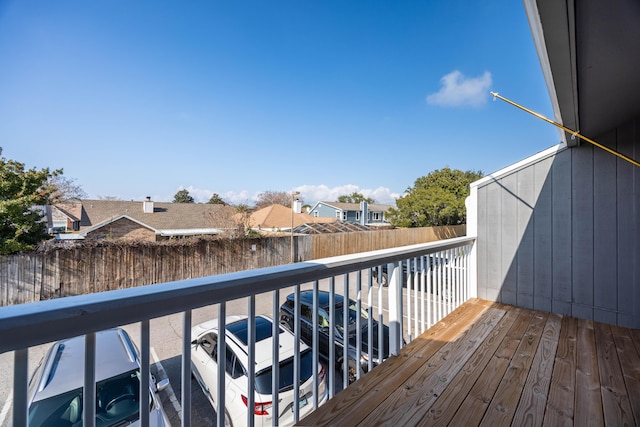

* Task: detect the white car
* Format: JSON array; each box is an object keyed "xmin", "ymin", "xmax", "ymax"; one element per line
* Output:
[
  {"xmin": 191, "ymin": 315, "xmax": 328, "ymax": 427},
  {"xmin": 27, "ymin": 328, "xmax": 170, "ymax": 427}
]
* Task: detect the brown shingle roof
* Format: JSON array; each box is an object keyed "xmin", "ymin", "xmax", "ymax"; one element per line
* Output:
[
  {"xmin": 54, "ymin": 203, "xmax": 83, "ymax": 221},
  {"xmin": 76, "ymin": 199, "xmax": 236, "ymax": 232},
  {"xmin": 247, "ymin": 204, "xmax": 335, "ymax": 229}
]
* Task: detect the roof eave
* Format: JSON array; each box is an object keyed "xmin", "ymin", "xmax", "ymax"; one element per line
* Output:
[{"xmin": 524, "ymin": 0, "xmax": 579, "ymax": 146}]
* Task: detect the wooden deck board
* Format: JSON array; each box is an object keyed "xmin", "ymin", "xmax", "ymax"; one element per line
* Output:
[
  {"xmin": 594, "ymin": 322, "xmax": 635, "ymax": 425},
  {"xmin": 543, "ymin": 316, "xmax": 577, "ymax": 427},
  {"xmin": 611, "ymin": 325, "xmax": 640, "ymax": 425},
  {"xmin": 575, "ymin": 318, "xmax": 604, "ymax": 426},
  {"xmin": 448, "ymin": 306, "xmax": 535, "ymax": 426},
  {"xmin": 298, "ymin": 298, "xmax": 492, "ymax": 426},
  {"xmin": 357, "ymin": 306, "xmax": 507, "ymax": 427},
  {"xmin": 297, "ymin": 300, "xmax": 640, "ymax": 427},
  {"xmin": 417, "ymin": 306, "xmax": 520, "ymax": 426},
  {"xmin": 478, "ymin": 311, "xmax": 550, "ymax": 427},
  {"xmin": 511, "ymin": 313, "xmax": 561, "ymax": 426}
]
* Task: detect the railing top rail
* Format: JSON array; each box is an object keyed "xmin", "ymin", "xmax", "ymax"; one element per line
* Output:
[{"xmin": 0, "ymin": 236, "xmax": 475, "ymax": 353}]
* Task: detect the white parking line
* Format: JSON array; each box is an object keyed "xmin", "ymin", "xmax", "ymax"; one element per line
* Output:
[
  {"xmin": 150, "ymin": 347, "xmax": 182, "ymax": 419},
  {"xmin": 0, "ymin": 391, "xmax": 12, "ymax": 426}
]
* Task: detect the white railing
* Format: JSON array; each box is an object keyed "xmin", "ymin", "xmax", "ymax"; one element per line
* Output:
[{"xmin": 0, "ymin": 236, "xmax": 475, "ymax": 427}]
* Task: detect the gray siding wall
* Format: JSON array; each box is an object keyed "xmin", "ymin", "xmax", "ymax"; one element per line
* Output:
[
  {"xmin": 310, "ymin": 204, "xmax": 339, "ymax": 219},
  {"xmin": 476, "ymin": 119, "xmax": 640, "ymax": 327}
]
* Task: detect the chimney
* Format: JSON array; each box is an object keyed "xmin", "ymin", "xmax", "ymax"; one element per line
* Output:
[
  {"xmin": 293, "ymin": 199, "xmax": 302, "ymax": 214},
  {"xmin": 143, "ymin": 196, "xmax": 154, "ymax": 213},
  {"xmin": 360, "ymin": 201, "xmax": 368, "ymax": 226}
]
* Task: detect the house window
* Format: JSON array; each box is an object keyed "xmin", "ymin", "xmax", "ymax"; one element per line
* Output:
[
  {"xmin": 335, "ymin": 211, "xmax": 341, "ymax": 219},
  {"xmin": 356, "ymin": 212, "xmax": 360, "ymax": 221},
  {"xmin": 372, "ymin": 212, "xmax": 381, "ymax": 221},
  {"xmin": 313, "ymin": 211, "xmax": 318, "ymax": 217},
  {"xmin": 342, "ymin": 211, "xmax": 347, "ymax": 221}
]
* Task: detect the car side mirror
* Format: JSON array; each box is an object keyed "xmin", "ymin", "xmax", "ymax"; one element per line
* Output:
[{"xmin": 155, "ymin": 378, "xmax": 170, "ymax": 393}]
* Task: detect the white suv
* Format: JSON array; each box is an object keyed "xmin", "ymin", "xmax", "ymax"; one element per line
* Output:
[
  {"xmin": 191, "ymin": 315, "xmax": 328, "ymax": 427},
  {"xmin": 27, "ymin": 328, "xmax": 170, "ymax": 427}
]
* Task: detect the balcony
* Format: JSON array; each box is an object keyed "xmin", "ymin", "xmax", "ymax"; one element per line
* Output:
[
  {"xmin": 2, "ymin": 226, "xmax": 640, "ymax": 427},
  {"xmin": 0, "ymin": 236, "xmax": 476, "ymax": 426}
]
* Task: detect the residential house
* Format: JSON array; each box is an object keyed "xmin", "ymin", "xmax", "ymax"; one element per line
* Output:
[
  {"xmin": 245, "ymin": 203, "xmax": 336, "ymax": 234},
  {"xmin": 308, "ymin": 201, "xmax": 392, "ymax": 227},
  {"xmin": 48, "ymin": 202, "xmax": 82, "ymax": 233},
  {"xmin": 49, "ymin": 198, "xmax": 238, "ymax": 242}
]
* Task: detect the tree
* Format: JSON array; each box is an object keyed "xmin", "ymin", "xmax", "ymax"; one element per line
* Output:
[
  {"xmin": 0, "ymin": 148, "xmax": 60, "ymax": 254},
  {"xmin": 388, "ymin": 167, "xmax": 483, "ymax": 227},
  {"xmin": 206, "ymin": 193, "xmax": 227, "ymax": 205},
  {"xmin": 255, "ymin": 190, "xmax": 303, "ymax": 209},
  {"xmin": 337, "ymin": 192, "xmax": 375, "ymax": 204},
  {"xmin": 48, "ymin": 175, "xmax": 88, "ymax": 202},
  {"xmin": 173, "ymin": 189, "xmax": 195, "ymax": 203}
]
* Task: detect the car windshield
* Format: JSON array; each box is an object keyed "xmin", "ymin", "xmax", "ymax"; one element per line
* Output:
[
  {"xmin": 28, "ymin": 369, "xmax": 148, "ymax": 427},
  {"xmin": 334, "ymin": 300, "xmax": 369, "ymax": 332},
  {"xmin": 28, "ymin": 387, "xmax": 83, "ymax": 427},
  {"xmin": 254, "ymin": 349, "xmax": 314, "ymax": 394}
]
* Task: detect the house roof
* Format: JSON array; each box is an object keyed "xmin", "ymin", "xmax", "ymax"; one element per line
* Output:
[
  {"xmin": 291, "ymin": 221, "xmax": 370, "ymax": 235},
  {"xmin": 526, "ymin": 0, "xmax": 640, "ymax": 143},
  {"xmin": 246, "ymin": 204, "xmax": 335, "ymax": 230},
  {"xmin": 71, "ymin": 199, "xmax": 237, "ymax": 234},
  {"xmin": 53, "ymin": 203, "xmax": 83, "ymax": 222},
  {"xmin": 315, "ymin": 201, "xmax": 394, "ymax": 212}
]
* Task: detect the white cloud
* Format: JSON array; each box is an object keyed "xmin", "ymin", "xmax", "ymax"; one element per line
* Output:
[
  {"xmin": 293, "ymin": 184, "xmax": 400, "ymax": 206},
  {"xmin": 426, "ymin": 70, "xmax": 492, "ymax": 108},
  {"xmin": 152, "ymin": 184, "xmax": 401, "ymax": 206}
]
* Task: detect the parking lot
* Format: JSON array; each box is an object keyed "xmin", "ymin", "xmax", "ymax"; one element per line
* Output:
[{"xmin": 0, "ymin": 270, "xmax": 442, "ymax": 426}]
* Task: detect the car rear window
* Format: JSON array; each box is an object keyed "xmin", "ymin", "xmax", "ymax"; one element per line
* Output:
[{"xmin": 254, "ymin": 349, "xmax": 314, "ymax": 395}]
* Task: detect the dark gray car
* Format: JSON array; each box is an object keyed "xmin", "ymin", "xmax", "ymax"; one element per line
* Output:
[{"xmin": 279, "ymin": 291, "xmax": 390, "ymax": 383}]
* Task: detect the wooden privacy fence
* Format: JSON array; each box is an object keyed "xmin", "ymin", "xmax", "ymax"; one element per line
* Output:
[
  {"xmin": 309, "ymin": 225, "xmax": 465, "ymax": 259},
  {"xmin": 0, "ymin": 225, "xmax": 464, "ymax": 306}
]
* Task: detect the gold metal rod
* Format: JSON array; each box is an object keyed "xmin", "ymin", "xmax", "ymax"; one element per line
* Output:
[{"xmin": 490, "ymin": 91, "xmax": 640, "ymax": 168}]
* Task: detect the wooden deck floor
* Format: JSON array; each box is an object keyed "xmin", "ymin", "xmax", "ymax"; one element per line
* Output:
[{"xmin": 298, "ymin": 298, "xmax": 640, "ymax": 426}]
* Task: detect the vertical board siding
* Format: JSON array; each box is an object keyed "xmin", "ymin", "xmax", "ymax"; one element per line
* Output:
[
  {"xmin": 572, "ymin": 143, "xmax": 595, "ymax": 320},
  {"xmin": 501, "ymin": 173, "xmax": 519, "ymax": 306},
  {"xmin": 485, "ymin": 181, "xmax": 502, "ymax": 300},
  {"xmin": 477, "ymin": 118, "xmax": 640, "ymax": 328},
  {"xmin": 551, "ymin": 149, "xmax": 573, "ymax": 315},
  {"xmin": 517, "ymin": 165, "xmax": 535, "ymax": 309},
  {"xmin": 593, "ymin": 129, "xmax": 618, "ymax": 324},
  {"xmin": 616, "ymin": 122, "xmax": 638, "ymax": 327},
  {"xmin": 0, "ymin": 226, "xmax": 465, "ymax": 306},
  {"xmin": 533, "ymin": 157, "xmax": 553, "ymax": 312},
  {"xmin": 478, "ymin": 186, "xmax": 489, "ymax": 300}
]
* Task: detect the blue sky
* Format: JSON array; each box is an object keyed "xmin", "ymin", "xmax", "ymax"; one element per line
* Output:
[{"xmin": 0, "ymin": 1, "xmax": 559, "ymax": 206}]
